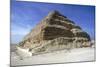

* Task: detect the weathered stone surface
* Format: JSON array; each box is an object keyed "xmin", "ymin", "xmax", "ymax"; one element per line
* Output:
[{"xmin": 18, "ymin": 10, "xmax": 91, "ymax": 54}]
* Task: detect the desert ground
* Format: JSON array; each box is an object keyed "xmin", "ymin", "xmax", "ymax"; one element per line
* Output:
[{"xmin": 11, "ymin": 47, "xmax": 95, "ymax": 66}]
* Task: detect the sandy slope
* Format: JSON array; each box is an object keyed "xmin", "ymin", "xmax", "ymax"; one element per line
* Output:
[{"xmin": 11, "ymin": 47, "xmax": 95, "ymax": 66}]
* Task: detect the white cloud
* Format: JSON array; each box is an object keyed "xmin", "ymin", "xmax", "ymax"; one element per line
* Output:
[
  {"xmin": 11, "ymin": 23, "xmax": 32, "ymax": 35},
  {"xmin": 11, "ymin": 23, "xmax": 32, "ymax": 43}
]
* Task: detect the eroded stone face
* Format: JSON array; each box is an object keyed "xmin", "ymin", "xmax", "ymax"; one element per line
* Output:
[
  {"xmin": 43, "ymin": 26, "xmax": 74, "ymax": 40},
  {"xmin": 18, "ymin": 10, "xmax": 91, "ymax": 54}
]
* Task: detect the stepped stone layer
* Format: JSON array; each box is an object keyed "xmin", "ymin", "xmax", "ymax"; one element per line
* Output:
[{"xmin": 18, "ymin": 10, "xmax": 91, "ymax": 54}]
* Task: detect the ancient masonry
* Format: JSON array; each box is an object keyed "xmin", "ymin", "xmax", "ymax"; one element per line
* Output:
[{"xmin": 18, "ymin": 10, "xmax": 91, "ymax": 54}]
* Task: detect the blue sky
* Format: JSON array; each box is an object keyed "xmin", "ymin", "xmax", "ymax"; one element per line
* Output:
[{"xmin": 11, "ymin": 0, "xmax": 95, "ymax": 44}]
